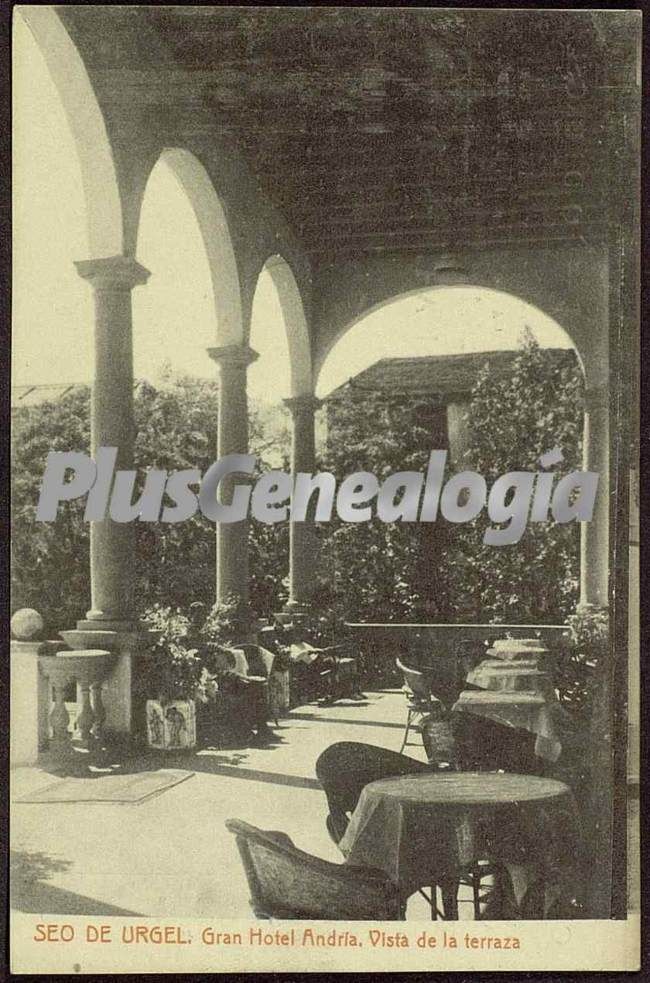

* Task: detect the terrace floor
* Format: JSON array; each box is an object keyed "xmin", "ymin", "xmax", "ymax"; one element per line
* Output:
[
  {"xmin": 10, "ymin": 687, "xmax": 639, "ymax": 922},
  {"xmin": 11, "ymin": 689, "xmax": 446, "ymax": 920}
]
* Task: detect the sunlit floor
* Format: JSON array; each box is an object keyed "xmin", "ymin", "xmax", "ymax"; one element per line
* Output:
[{"xmin": 11, "ymin": 690, "xmax": 459, "ymax": 920}]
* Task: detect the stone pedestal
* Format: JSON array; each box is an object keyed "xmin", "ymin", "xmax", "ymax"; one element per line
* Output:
[
  {"xmin": 10, "ymin": 640, "xmax": 50, "ymax": 766},
  {"xmin": 60, "ymin": 626, "xmax": 156, "ymax": 738},
  {"xmin": 39, "ymin": 650, "xmax": 116, "ymax": 751}
]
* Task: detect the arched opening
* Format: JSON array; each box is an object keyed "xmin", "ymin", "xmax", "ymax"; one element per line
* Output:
[
  {"xmin": 315, "ymin": 285, "xmax": 585, "ymax": 627},
  {"xmin": 17, "ymin": 7, "xmax": 123, "ymax": 257},
  {"xmin": 12, "ymin": 10, "xmax": 116, "ymax": 390},
  {"xmin": 133, "ymin": 153, "xmax": 225, "ymax": 382},
  {"xmin": 247, "ymin": 256, "xmax": 312, "ymax": 613},
  {"xmin": 249, "ymin": 256, "xmax": 311, "ymax": 403},
  {"xmin": 129, "ymin": 149, "xmax": 247, "ymax": 612},
  {"xmin": 133, "ymin": 149, "xmax": 243, "ymax": 382},
  {"xmin": 316, "ymin": 285, "xmax": 581, "ymax": 397}
]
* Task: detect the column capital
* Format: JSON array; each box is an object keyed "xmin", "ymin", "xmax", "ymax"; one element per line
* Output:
[
  {"xmin": 283, "ymin": 393, "xmax": 321, "ymax": 416},
  {"xmin": 75, "ymin": 255, "xmax": 150, "ymax": 290},
  {"xmin": 207, "ymin": 344, "xmax": 259, "ymax": 369}
]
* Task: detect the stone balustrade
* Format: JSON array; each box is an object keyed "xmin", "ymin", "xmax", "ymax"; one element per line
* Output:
[
  {"xmin": 10, "ymin": 608, "xmax": 118, "ymax": 762},
  {"xmin": 38, "ymin": 649, "xmax": 117, "ymax": 751}
]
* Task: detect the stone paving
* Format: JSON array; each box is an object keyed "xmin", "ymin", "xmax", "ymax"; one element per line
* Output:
[{"xmin": 11, "ymin": 689, "xmax": 445, "ymax": 920}]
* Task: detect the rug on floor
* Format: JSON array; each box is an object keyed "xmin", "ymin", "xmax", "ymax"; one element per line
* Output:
[{"xmin": 14, "ymin": 769, "xmax": 195, "ymax": 804}]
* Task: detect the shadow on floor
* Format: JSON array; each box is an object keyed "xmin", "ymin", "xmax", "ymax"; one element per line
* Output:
[
  {"xmin": 10, "ymin": 849, "xmax": 143, "ymax": 917},
  {"xmin": 288, "ymin": 711, "xmax": 405, "ymax": 731},
  {"xmin": 31, "ymin": 741, "xmax": 325, "ymax": 793},
  {"xmin": 30, "ymin": 694, "xmax": 404, "ymax": 789}
]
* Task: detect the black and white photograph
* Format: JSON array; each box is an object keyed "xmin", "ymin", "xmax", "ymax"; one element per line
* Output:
[{"xmin": 9, "ymin": 6, "xmax": 640, "ymax": 974}]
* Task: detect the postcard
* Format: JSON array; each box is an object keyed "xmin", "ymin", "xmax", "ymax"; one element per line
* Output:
[{"xmin": 10, "ymin": 6, "xmax": 640, "ymax": 974}]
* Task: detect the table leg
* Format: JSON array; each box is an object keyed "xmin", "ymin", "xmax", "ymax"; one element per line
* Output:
[{"xmin": 440, "ymin": 877, "xmax": 460, "ymax": 920}]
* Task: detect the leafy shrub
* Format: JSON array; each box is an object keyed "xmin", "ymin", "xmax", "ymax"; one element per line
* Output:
[
  {"xmin": 554, "ymin": 606, "xmax": 609, "ymax": 721},
  {"xmin": 320, "ymin": 337, "xmax": 583, "ymax": 627},
  {"xmin": 11, "ymin": 376, "xmax": 289, "ymax": 633},
  {"xmin": 141, "ymin": 604, "xmax": 215, "ymax": 703}
]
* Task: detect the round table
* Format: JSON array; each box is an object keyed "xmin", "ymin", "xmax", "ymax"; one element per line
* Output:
[
  {"xmin": 466, "ymin": 662, "xmax": 555, "ymax": 698},
  {"xmin": 452, "ymin": 689, "xmax": 562, "ymax": 762},
  {"xmin": 339, "ymin": 772, "xmax": 579, "ymax": 919},
  {"xmin": 487, "ymin": 638, "xmax": 548, "ymax": 660}
]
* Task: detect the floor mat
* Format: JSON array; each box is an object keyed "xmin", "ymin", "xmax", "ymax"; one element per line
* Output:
[{"xmin": 14, "ymin": 769, "xmax": 195, "ymax": 804}]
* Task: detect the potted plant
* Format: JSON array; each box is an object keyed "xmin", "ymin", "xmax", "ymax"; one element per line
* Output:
[
  {"xmin": 557, "ymin": 605, "xmax": 609, "ymax": 724},
  {"xmin": 141, "ymin": 605, "xmax": 216, "ymax": 750}
]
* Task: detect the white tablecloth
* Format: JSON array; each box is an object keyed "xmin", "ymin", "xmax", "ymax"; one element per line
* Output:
[{"xmin": 452, "ymin": 689, "xmax": 562, "ymax": 761}]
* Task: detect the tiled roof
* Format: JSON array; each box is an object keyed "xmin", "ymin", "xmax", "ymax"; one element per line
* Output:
[{"xmin": 326, "ymin": 348, "xmax": 576, "ymax": 403}]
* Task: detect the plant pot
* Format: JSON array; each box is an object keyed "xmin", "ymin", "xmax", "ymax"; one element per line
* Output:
[
  {"xmin": 145, "ymin": 698, "xmax": 196, "ymax": 750},
  {"xmin": 268, "ymin": 668, "xmax": 290, "ymax": 716}
]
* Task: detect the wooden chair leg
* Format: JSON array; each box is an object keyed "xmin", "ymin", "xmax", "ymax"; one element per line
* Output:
[
  {"xmin": 430, "ymin": 885, "xmax": 438, "ymax": 920},
  {"xmin": 440, "ymin": 878, "xmax": 459, "ymax": 920},
  {"xmin": 399, "ymin": 709, "xmax": 412, "ymax": 753},
  {"xmin": 472, "ymin": 870, "xmax": 482, "ymax": 919}
]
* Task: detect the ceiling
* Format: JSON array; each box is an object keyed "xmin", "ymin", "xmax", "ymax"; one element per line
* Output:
[{"xmin": 58, "ymin": 7, "xmax": 639, "ymax": 263}]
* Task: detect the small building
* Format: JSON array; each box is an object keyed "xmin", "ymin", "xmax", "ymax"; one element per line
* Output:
[{"xmin": 324, "ymin": 348, "xmax": 578, "ymax": 463}]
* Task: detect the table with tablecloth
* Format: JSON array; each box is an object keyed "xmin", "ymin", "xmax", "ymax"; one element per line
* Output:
[
  {"xmin": 452, "ymin": 689, "xmax": 562, "ymax": 762},
  {"xmin": 338, "ymin": 772, "xmax": 581, "ymax": 917},
  {"xmin": 466, "ymin": 662, "xmax": 555, "ymax": 699}
]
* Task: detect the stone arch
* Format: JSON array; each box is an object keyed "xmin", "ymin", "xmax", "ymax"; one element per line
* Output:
[
  {"xmin": 150, "ymin": 148, "xmax": 244, "ymax": 347},
  {"xmin": 313, "ymin": 245, "xmax": 609, "ymax": 391},
  {"xmin": 315, "ymin": 283, "xmax": 584, "ymax": 395},
  {"xmin": 18, "ymin": 6, "xmax": 123, "ymax": 256},
  {"xmin": 253, "ymin": 255, "xmax": 312, "ymax": 396}
]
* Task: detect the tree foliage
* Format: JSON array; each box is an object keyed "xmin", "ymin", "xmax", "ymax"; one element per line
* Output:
[
  {"xmin": 319, "ymin": 339, "xmax": 584, "ymax": 625},
  {"xmin": 11, "ymin": 376, "xmax": 288, "ymax": 633},
  {"xmin": 319, "ymin": 389, "xmax": 454, "ymax": 622},
  {"xmin": 450, "ymin": 338, "xmax": 584, "ymax": 623},
  {"xmin": 12, "ymin": 341, "xmax": 584, "ymax": 635}
]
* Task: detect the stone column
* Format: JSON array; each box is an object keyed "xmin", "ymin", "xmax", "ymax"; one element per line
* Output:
[
  {"xmin": 446, "ymin": 401, "xmax": 471, "ymax": 465},
  {"xmin": 207, "ymin": 344, "xmax": 259, "ymax": 613},
  {"xmin": 65, "ymin": 257, "xmax": 151, "ymax": 742},
  {"xmin": 75, "ymin": 255, "xmax": 150, "ymax": 629},
  {"xmin": 283, "ymin": 394, "xmax": 321, "ymax": 611},
  {"xmin": 580, "ymin": 385, "xmax": 609, "ymax": 609}
]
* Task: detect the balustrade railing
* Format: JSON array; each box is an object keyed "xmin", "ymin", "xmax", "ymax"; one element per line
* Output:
[{"xmin": 38, "ymin": 650, "xmax": 117, "ymax": 751}]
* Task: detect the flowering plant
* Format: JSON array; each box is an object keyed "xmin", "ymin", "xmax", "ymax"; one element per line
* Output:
[{"xmin": 141, "ymin": 604, "xmax": 217, "ymax": 703}]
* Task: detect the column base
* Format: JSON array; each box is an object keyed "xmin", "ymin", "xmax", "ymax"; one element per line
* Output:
[
  {"xmin": 275, "ymin": 608, "xmax": 312, "ymax": 628},
  {"xmin": 77, "ymin": 617, "xmax": 142, "ymax": 633},
  {"xmin": 575, "ymin": 601, "xmax": 609, "ymax": 614}
]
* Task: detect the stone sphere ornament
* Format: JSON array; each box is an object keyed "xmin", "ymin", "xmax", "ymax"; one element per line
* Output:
[{"xmin": 11, "ymin": 608, "xmax": 45, "ymax": 641}]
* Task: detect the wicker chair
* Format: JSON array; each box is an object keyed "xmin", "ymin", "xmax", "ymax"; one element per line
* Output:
[
  {"xmin": 225, "ymin": 818, "xmax": 402, "ymax": 920},
  {"xmin": 395, "ymin": 658, "xmax": 442, "ymax": 753},
  {"xmin": 315, "ymin": 740, "xmax": 431, "ymax": 845},
  {"xmin": 233, "ymin": 643, "xmax": 281, "ymax": 726}
]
